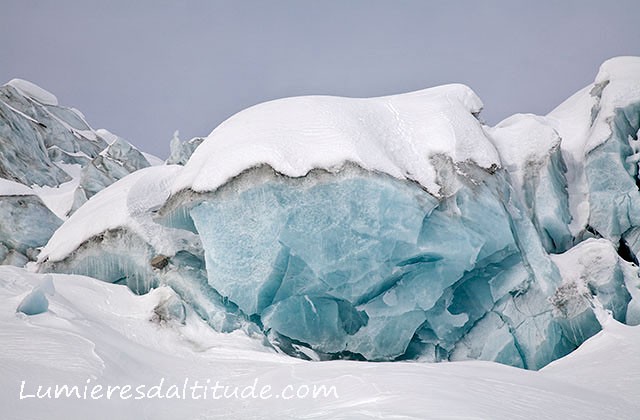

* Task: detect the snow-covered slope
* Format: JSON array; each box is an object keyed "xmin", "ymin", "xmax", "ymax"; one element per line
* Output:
[
  {"xmin": 0, "ymin": 178, "xmax": 35, "ymax": 196},
  {"xmin": 40, "ymin": 165, "xmax": 182, "ymax": 263},
  {"xmin": 2, "ymin": 267, "xmax": 638, "ymax": 420},
  {"xmin": 172, "ymin": 83, "xmax": 499, "ymax": 198},
  {"xmin": 542, "ymin": 316, "xmax": 640, "ymax": 406}
]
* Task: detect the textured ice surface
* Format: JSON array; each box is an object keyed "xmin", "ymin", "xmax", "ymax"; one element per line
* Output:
[
  {"xmin": 16, "ymin": 288, "xmax": 49, "ymax": 315},
  {"xmin": 151, "ymin": 288, "xmax": 187, "ymax": 325},
  {"xmin": 16, "ymin": 275, "xmax": 55, "ymax": 315},
  {"xmin": 546, "ymin": 57, "xmax": 640, "ymax": 246},
  {"xmin": 0, "ymin": 180, "xmax": 62, "ymax": 265},
  {"xmin": 551, "ymin": 239, "xmax": 640, "ymax": 325},
  {"xmin": 0, "ymin": 79, "xmax": 152, "ymax": 224},
  {"xmin": 0, "ymin": 81, "xmax": 106, "ymax": 188},
  {"xmin": 78, "ymin": 133, "xmax": 151, "ymax": 199},
  {"xmin": 584, "ymin": 101, "xmax": 640, "ymax": 242},
  {"xmin": 39, "ymin": 165, "xmax": 253, "ymax": 333},
  {"xmin": 166, "ymin": 131, "xmax": 204, "ymax": 166},
  {"xmin": 0, "ymin": 85, "xmax": 70, "ymax": 187},
  {"xmin": 35, "ymin": 57, "xmax": 640, "ymax": 369},
  {"xmin": 488, "ymin": 114, "xmax": 572, "ymax": 253},
  {"xmin": 187, "ymin": 164, "xmax": 589, "ymax": 368}
]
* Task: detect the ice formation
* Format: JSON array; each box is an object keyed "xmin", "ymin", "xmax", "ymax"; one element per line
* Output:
[
  {"xmin": 166, "ymin": 130, "xmax": 204, "ymax": 166},
  {"xmin": 487, "ymin": 114, "xmax": 573, "ymax": 253},
  {"xmin": 26, "ymin": 57, "xmax": 640, "ymax": 369},
  {"xmin": 39, "ymin": 165, "xmax": 254, "ymax": 333},
  {"xmin": 0, "ymin": 179, "xmax": 61, "ymax": 265},
  {"xmin": 0, "ymin": 79, "xmax": 162, "ymax": 219},
  {"xmin": 76, "ymin": 130, "xmax": 151, "ymax": 203},
  {"xmin": 0, "ymin": 79, "xmax": 107, "ymax": 187},
  {"xmin": 16, "ymin": 275, "xmax": 55, "ymax": 315},
  {"xmin": 550, "ymin": 239, "xmax": 640, "ymax": 325}
]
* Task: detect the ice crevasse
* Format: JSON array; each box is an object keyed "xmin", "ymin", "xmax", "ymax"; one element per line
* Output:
[{"xmin": 38, "ymin": 57, "xmax": 640, "ymax": 369}]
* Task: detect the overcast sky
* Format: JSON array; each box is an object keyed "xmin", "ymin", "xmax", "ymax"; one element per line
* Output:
[{"xmin": 3, "ymin": 0, "xmax": 640, "ymax": 157}]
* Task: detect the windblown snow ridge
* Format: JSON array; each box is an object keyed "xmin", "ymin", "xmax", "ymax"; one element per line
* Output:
[{"xmin": 172, "ymin": 83, "xmax": 499, "ymax": 198}]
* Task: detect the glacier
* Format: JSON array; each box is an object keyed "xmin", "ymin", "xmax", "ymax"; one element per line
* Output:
[
  {"xmin": 0, "ymin": 79, "xmax": 107, "ymax": 187},
  {"xmin": 69, "ymin": 131, "xmax": 152, "ymax": 213},
  {"xmin": 0, "ymin": 179, "xmax": 62, "ymax": 265},
  {"xmin": 0, "ymin": 79, "xmax": 162, "ymax": 218},
  {"xmin": 155, "ymin": 57, "xmax": 640, "ymax": 368},
  {"xmin": 0, "ymin": 56, "xmax": 634, "ymax": 370},
  {"xmin": 166, "ymin": 131, "xmax": 204, "ymax": 166}
]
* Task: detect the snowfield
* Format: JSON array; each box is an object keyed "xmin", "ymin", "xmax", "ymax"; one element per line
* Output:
[{"xmin": 1, "ymin": 266, "xmax": 639, "ymax": 420}]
